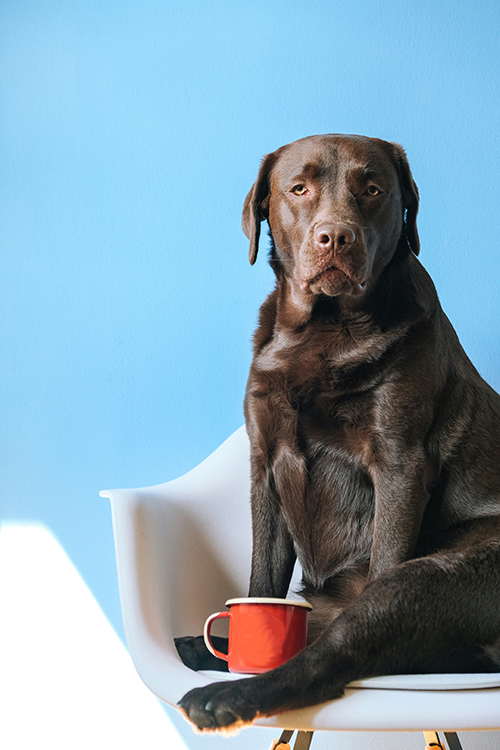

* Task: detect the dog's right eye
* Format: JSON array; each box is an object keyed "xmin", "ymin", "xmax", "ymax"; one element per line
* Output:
[{"xmin": 291, "ymin": 185, "xmax": 308, "ymax": 196}]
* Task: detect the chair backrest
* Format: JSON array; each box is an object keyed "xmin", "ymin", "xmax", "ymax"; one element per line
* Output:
[
  {"xmin": 105, "ymin": 428, "xmax": 500, "ymax": 727},
  {"xmin": 129, "ymin": 427, "xmax": 255, "ymax": 640},
  {"xmin": 108, "ymin": 426, "xmax": 304, "ymax": 647}
]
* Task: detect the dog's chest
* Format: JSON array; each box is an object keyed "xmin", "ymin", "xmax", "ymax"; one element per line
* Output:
[
  {"xmin": 253, "ymin": 327, "xmax": 380, "ymax": 582},
  {"xmin": 254, "ymin": 324, "xmax": 381, "ymax": 430},
  {"xmin": 294, "ymin": 394, "xmax": 376, "ymax": 582}
]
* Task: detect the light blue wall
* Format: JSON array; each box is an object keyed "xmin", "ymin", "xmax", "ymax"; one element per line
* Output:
[{"xmin": 2, "ymin": 0, "xmax": 500, "ymax": 742}]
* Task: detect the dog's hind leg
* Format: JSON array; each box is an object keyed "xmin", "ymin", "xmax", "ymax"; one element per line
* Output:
[{"xmin": 178, "ymin": 539, "xmax": 500, "ymax": 731}]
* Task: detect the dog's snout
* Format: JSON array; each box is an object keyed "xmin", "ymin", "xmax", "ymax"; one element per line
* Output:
[{"xmin": 314, "ymin": 223, "xmax": 356, "ymax": 252}]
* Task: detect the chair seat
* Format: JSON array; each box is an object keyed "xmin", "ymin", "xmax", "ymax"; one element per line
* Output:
[
  {"xmin": 201, "ymin": 669, "xmax": 500, "ymax": 692},
  {"xmin": 101, "ymin": 426, "xmax": 500, "ymax": 733}
]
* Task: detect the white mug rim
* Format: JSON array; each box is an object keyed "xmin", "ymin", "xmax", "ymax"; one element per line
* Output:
[{"xmin": 225, "ymin": 597, "xmax": 312, "ymax": 610}]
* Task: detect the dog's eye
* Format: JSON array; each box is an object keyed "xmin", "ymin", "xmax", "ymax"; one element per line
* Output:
[
  {"xmin": 366, "ymin": 185, "xmax": 381, "ymax": 196},
  {"xmin": 292, "ymin": 185, "xmax": 308, "ymax": 196}
]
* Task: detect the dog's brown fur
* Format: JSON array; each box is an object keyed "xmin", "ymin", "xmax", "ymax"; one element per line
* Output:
[{"xmin": 177, "ymin": 134, "xmax": 500, "ymax": 732}]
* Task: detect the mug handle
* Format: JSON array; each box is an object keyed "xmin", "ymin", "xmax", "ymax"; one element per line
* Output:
[{"xmin": 203, "ymin": 611, "xmax": 230, "ymax": 661}]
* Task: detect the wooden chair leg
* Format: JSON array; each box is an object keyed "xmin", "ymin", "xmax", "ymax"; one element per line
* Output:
[
  {"xmin": 272, "ymin": 728, "xmax": 464, "ymax": 750},
  {"xmin": 423, "ymin": 731, "xmax": 445, "ymax": 749},
  {"xmin": 269, "ymin": 729, "xmax": 294, "ymax": 750},
  {"xmin": 293, "ymin": 731, "xmax": 314, "ymax": 750},
  {"xmin": 443, "ymin": 733, "xmax": 464, "ymax": 750},
  {"xmin": 269, "ymin": 730, "xmax": 314, "ymax": 750},
  {"xmin": 423, "ymin": 731, "xmax": 464, "ymax": 750}
]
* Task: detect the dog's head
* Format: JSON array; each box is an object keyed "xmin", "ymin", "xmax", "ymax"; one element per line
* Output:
[{"xmin": 242, "ymin": 135, "xmax": 419, "ymax": 301}]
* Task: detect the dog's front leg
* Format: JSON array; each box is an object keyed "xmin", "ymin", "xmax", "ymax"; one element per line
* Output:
[
  {"xmin": 247, "ymin": 450, "xmax": 297, "ymax": 598},
  {"xmin": 245, "ymin": 387, "xmax": 303, "ymax": 598},
  {"xmin": 368, "ymin": 448, "xmax": 430, "ymax": 581},
  {"xmin": 175, "ymin": 391, "xmax": 299, "ymax": 671}
]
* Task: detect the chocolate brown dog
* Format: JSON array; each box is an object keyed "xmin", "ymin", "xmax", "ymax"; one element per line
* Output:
[{"xmin": 177, "ymin": 134, "xmax": 500, "ymax": 732}]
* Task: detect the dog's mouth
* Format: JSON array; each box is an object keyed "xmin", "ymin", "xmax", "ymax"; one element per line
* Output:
[{"xmin": 300, "ymin": 266, "xmax": 366, "ymax": 297}]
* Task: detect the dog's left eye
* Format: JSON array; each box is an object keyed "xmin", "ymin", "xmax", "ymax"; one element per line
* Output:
[
  {"xmin": 365, "ymin": 185, "xmax": 381, "ymax": 196},
  {"xmin": 292, "ymin": 185, "xmax": 308, "ymax": 196}
]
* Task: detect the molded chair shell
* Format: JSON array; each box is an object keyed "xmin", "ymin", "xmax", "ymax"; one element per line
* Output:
[{"xmin": 101, "ymin": 427, "xmax": 500, "ymax": 734}]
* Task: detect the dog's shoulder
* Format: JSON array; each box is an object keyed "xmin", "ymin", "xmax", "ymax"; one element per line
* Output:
[{"xmin": 252, "ymin": 287, "xmax": 278, "ymax": 354}]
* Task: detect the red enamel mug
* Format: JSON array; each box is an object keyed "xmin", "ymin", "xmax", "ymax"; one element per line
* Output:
[{"xmin": 203, "ymin": 597, "xmax": 312, "ymax": 674}]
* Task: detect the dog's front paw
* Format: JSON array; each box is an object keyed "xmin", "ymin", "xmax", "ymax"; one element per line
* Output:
[{"xmin": 178, "ymin": 680, "xmax": 258, "ymax": 733}]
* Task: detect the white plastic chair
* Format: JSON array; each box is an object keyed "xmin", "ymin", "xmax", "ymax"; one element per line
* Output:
[{"xmin": 101, "ymin": 427, "xmax": 500, "ymax": 750}]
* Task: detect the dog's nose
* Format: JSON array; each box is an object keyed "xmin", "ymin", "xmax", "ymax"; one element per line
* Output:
[{"xmin": 314, "ymin": 223, "xmax": 356, "ymax": 251}]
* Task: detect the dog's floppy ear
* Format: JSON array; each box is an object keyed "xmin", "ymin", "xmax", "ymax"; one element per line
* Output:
[
  {"xmin": 392, "ymin": 143, "xmax": 420, "ymax": 256},
  {"xmin": 242, "ymin": 152, "xmax": 278, "ymax": 265}
]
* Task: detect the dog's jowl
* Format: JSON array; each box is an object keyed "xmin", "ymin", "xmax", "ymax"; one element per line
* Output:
[{"xmin": 177, "ymin": 134, "xmax": 500, "ymax": 732}]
